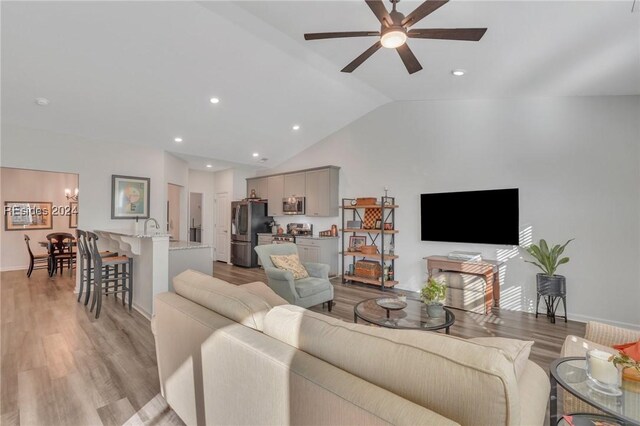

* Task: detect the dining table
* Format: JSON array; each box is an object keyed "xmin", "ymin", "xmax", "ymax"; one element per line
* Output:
[{"xmin": 39, "ymin": 237, "xmax": 76, "ymax": 276}]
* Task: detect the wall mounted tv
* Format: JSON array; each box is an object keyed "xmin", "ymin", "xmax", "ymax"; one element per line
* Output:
[{"xmin": 420, "ymin": 188, "xmax": 519, "ymax": 246}]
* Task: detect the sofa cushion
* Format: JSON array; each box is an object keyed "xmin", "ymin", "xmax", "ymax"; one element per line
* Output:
[
  {"xmin": 469, "ymin": 337, "xmax": 533, "ymax": 380},
  {"xmin": 294, "ymin": 277, "xmax": 330, "ymax": 298},
  {"xmin": 240, "ymin": 281, "xmax": 288, "ymax": 307},
  {"xmin": 172, "ymin": 270, "xmax": 272, "ymax": 331},
  {"xmin": 263, "ymin": 305, "xmax": 521, "ymax": 426},
  {"xmin": 270, "ymin": 254, "xmax": 309, "ymax": 279}
]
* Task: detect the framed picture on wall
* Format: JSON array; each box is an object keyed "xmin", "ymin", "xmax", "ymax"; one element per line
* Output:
[
  {"xmin": 4, "ymin": 201, "xmax": 53, "ymax": 231},
  {"xmin": 69, "ymin": 202, "xmax": 78, "ymax": 228},
  {"xmin": 111, "ymin": 175, "xmax": 150, "ymax": 219}
]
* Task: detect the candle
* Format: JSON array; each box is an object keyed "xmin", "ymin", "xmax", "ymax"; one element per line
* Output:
[{"xmin": 587, "ymin": 349, "xmax": 620, "ymax": 385}]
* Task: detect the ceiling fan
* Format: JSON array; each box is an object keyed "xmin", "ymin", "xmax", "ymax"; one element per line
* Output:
[{"xmin": 304, "ymin": 0, "xmax": 487, "ymax": 74}]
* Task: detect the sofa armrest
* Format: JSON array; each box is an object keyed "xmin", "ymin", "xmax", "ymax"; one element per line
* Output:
[
  {"xmin": 303, "ymin": 262, "xmax": 329, "ymax": 279},
  {"xmin": 264, "ymin": 267, "xmax": 298, "ymax": 303},
  {"xmin": 585, "ymin": 321, "xmax": 640, "ymax": 346}
]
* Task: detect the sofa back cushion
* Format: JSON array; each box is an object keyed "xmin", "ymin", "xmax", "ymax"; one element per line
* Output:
[
  {"xmin": 264, "ymin": 305, "xmax": 521, "ymax": 426},
  {"xmin": 172, "ymin": 270, "xmax": 273, "ymax": 331},
  {"xmin": 240, "ymin": 281, "xmax": 288, "ymax": 307}
]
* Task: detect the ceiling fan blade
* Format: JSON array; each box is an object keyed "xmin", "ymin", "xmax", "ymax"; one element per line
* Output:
[
  {"xmin": 341, "ymin": 41, "xmax": 382, "ymax": 73},
  {"xmin": 408, "ymin": 28, "xmax": 487, "ymax": 41},
  {"xmin": 396, "ymin": 43, "xmax": 423, "ymax": 74},
  {"xmin": 304, "ymin": 31, "xmax": 380, "ymax": 41},
  {"xmin": 401, "ymin": 0, "xmax": 449, "ymax": 28},
  {"xmin": 365, "ymin": 0, "xmax": 392, "ymax": 27}
]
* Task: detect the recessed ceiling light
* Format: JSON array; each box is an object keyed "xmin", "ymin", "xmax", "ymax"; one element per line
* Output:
[
  {"xmin": 292, "ymin": 125, "xmax": 301, "ymax": 130},
  {"xmin": 174, "ymin": 137, "xmax": 183, "ymax": 143},
  {"xmin": 209, "ymin": 97, "xmax": 220, "ymax": 104},
  {"xmin": 452, "ymin": 69, "xmax": 466, "ymax": 76},
  {"xmin": 35, "ymin": 97, "xmax": 50, "ymax": 106},
  {"xmin": 206, "ymin": 164, "xmax": 213, "ymax": 168},
  {"xmin": 252, "ymin": 152, "xmax": 259, "ymax": 157}
]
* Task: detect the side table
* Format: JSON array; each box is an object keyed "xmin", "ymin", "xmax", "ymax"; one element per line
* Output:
[{"xmin": 549, "ymin": 357, "xmax": 640, "ymax": 426}]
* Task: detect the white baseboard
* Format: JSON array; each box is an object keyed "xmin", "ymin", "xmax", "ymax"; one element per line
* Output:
[
  {"xmin": 1, "ymin": 266, "xmax": 28, "ymax": 272},
  {"xmin": 568, "ymin": 313, "xmax": 640, "ymax": 331}
]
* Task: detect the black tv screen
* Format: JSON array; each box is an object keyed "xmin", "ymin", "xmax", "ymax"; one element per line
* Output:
[{"xmin": 420, "ymin": 188, "xmax": 519, "ymax": 245}]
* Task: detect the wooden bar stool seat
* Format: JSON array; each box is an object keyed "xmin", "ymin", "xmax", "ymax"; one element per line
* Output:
[{"xmin": 86, "ymin": 231, "xmax": 133, "ymax": 319}]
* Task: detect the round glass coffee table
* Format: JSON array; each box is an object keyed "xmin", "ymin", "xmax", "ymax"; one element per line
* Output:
[
  {"xmin": 549, "ymin": 357, "xmax": 640, "ymax": 425},
  {"xmin": 353, "ymin": 297, "xmax": 455, "ymax": 334}
]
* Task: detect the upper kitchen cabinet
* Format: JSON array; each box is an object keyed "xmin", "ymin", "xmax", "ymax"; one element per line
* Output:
[
  {"xmin": 283, "ymin": 172, "xmax": 306, "ymax": 198},
  {"xmin": 305, "ymin": 167, "xmax": 339, "ymax": 217},
  {"xmin": 267, "ymin": 175, "xmax": 284, "ymax": 216},
  {"xmin": 246, "ymin": 177, "xmax": 268, "ymax": 199}
]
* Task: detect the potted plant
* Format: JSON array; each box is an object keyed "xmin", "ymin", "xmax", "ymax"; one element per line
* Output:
[
  {"xmin": 525, "ymin": 239, "xmax": 573, "ymax": 297},
  {"xmin": 421, "ymin": 277, "xmax": 447, "ymax": 318}
]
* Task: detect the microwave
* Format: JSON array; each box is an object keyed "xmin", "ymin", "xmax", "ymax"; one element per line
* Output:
[{"xmin": 282, "ymin": 196, "xmax": 305, "ymax": 215}]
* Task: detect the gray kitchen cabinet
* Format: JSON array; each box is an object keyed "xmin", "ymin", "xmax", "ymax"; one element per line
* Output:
[
  {"xmin": 283, "ymin": 172, "xmax": 306, "ymax": 198},
  {"xmin": 247, "ymin": 177, "xmax": 268, "ymax": 199},
  {"xmin": 267, "ymin": 175, "xmax": 284, "ymax": 216},
  {"xmin": 256, "ymin": 234, "xmax": 274, "ymax": 266},
  {"xmin": 305, "ymin": 167, "xmax": 339, "ymax": 217},
  {"xmin": 296, "ymin": 237, "xmax": 338, "ymax": 277}
]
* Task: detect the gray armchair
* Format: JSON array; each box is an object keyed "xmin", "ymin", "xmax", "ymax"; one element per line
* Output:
[{"xmin": 254, "ymin": 243, "xmax": 334, "ymax": 311}]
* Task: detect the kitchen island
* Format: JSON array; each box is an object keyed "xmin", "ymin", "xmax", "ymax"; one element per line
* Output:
[
  {"xmin": 94, "ymin": 229, "xmax": 171, "ymax": 318},
  {"xmin": 169, "ymin": 240, "xmax": 213, "ymax": 291}
]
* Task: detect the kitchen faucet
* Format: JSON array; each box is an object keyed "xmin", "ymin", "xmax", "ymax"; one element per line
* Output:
[{"xmin": 144, "ymin": 217, "xmax": 160, "ymax": 235}]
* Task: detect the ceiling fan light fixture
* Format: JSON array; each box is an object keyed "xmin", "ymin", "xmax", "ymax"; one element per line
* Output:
[{"xmin": 380, "ymin": 29, "xmax": 407, "ymax": 49}]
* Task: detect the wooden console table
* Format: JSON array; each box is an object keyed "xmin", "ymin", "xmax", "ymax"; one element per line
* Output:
[{"xmin": 424, "ymin": 256, "xmax": 503, "ymax": 310}]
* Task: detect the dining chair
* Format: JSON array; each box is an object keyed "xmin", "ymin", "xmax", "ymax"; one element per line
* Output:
[
  {"xmin": 75, "ymin": 230, "xmax": 118, "ymax": 305},
  {"xmin": 24, "ymin": 235, "xmax": 50, "ymax": 277},
  {"xmin": 46, "ymin": 232, "xmax": 75, "ymax": 276},
  {"xmin": 86, "ymin": 231, "xmax": 133, "ymax": 319}
]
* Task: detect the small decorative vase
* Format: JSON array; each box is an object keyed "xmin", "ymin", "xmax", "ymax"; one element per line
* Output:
[{"xmin": 426, "ymin": 303, "xmax": 445, "ymax": 318}]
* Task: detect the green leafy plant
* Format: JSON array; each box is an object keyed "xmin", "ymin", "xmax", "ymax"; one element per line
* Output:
[
  {"xmin": 525, "ymin": 239, "xmax": 574, "ymax": 276},
  {"xmin": 420, "ymin": 278, "xmax": 446, "ymax": 304},
  {"xmin": 610, "ymin": 352, "xmax": 640, "ymax": 372}
]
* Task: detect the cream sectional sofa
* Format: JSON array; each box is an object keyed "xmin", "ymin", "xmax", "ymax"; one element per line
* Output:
[{"xmin": 152, "ymin": 270, "xmax": 550, "ymax": 426}]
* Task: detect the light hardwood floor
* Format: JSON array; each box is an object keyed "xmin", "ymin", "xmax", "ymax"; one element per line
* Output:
[{"xmin": 1, "ymin": 263, "xmax": 585, "ymax": 425}]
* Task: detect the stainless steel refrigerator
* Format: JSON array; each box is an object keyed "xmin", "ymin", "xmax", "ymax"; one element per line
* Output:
[{"xmin": 230, "ymin": 200, "xmax": 272, "ymax": 267}]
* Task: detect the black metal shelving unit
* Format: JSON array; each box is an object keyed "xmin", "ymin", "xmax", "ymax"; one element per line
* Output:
[{"xmin": 340, "ymin": 195, "xmax": 398, "ymax": 290}]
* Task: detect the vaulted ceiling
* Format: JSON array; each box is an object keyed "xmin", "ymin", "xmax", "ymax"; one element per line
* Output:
[{"xmin": 2, "ymin": 1, "xmax": 639, "ymax": 167}]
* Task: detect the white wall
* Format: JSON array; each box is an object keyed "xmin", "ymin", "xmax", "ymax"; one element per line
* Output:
[
  {"xmin": 188, "ymin": 169, "xmax": 214, "ymax": 246},
  {"xmin": 263, "ymin": 96, "xmax": 640, "ymax": 328},
  {"xmin": 164, "ymin": 152, "xmax": 188, "ymax": 241},
  {"xmin": 0, "ymin": 168, "xmax": 79, "ymax": 270}
]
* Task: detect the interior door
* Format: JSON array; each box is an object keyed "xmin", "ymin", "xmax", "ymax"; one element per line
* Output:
[{"xmin": 215, "ymin": 192, "xmax": 230, "ymax": 263}]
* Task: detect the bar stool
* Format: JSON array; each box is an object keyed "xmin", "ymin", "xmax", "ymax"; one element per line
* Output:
[
  {"xmin": 24, "ymin": 235, "xmax": 50, "ymax": 277},
  {"xmin": 75, "ymin": 230, "xmax": 118, "ymax": 305},
  {"xmin": 85, "ymin": 231, "xmax": 133, "ymax": 319}
]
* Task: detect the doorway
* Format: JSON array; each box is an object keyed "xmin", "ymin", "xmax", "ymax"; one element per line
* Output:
[
  {"xmin": 167, "ymin": 183, "xmax": 183, "ymax": 241},
  {"xmin": 214, "ymin": 191, "xmax": 230, "ymax": 263},
  {"xmin": 189, "ymin": 192, "xmax": 203, "ymax": 243}
]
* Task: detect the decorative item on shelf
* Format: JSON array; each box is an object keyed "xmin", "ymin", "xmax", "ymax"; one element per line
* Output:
[
  {"xmin": 360, "ymin": 245, "xmax": 378, "ymax": 255},
  {"xmin": 355, "ymin": 260, "xmax": 382, "ymax": 279},
  {"xmin": 355, "ymin": 197, "xmax": 376, "ymax": 206},
  {"xmin": 349, "ymin": 199, "xmax": 358, "ymax": 206},
  {"xmin": 349, "ymin": 236, "xmax": 366, "ymax": 251},
  {"xmin": 331, "ymin": 224, "xmax": 338, "ymax": 236},
  {"xmin": 277, "ymin": 227, "xmax": 284, "ymax": 235},
  {"xmin": 384, "ymin": 222, "xmax": 393, "ymax": 230},
  {"xmin": 420, "ymin": 277, "xmax": 446, "ymax": 318},
  {"xmin": 374, "ymin": 219, "xmax": 382, "ymax": 229},
  {"xmin": 524, "ymin": 238, "xmax": 573, "ymax": 323},
  {"xmin": 319, "ymin": 230, "xmax": 333, "ymax": 237},
  {"xmin": 363, "ymin": 207, "xmax": 381, "ymax": 229},
  {"xmin": 586, "ymin": 349, "xmax": 622, "ymax": 396},
  {"xmin": 249, "ymin": 189, "xmax": 258, "ymax": 199},
  {"xmin": 347, "ymin": 220, "xmax": 362, "ymax": 229},
  {"xmin": 382, "ymin": 264, "xmax": 390, "ymax": 281}
]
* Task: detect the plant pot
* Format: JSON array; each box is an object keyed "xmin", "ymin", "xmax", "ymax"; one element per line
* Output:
[
  {"xmin": 426, "ymin": 303, "xmax": 445, "ymax": 318},
  {"xmin": 536, "ymin": 273, "xmax": 566, "ymax": 296}
]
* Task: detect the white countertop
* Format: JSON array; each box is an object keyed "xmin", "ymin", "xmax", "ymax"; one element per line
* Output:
[
  {"xmin": 95, "ymin": 229, "xmax": 171, "ymax": 238},
  {"xmin": 169, "ymin": 241, "xmax": 213, "ymax": 251}
]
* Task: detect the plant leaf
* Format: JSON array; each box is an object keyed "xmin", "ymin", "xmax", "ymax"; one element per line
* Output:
[
  {"xmin": 557, "ymin": 257, "xmax": 570, "ymax": 266},
  {"xmin": 540, "ymin": 239, "xmax": 549, "ymax": 256}
]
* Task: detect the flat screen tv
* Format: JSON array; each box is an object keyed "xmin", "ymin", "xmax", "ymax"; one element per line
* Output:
[{"xmin": 420, "ymin": 188, "xmax": 519, "ymax": 245}]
